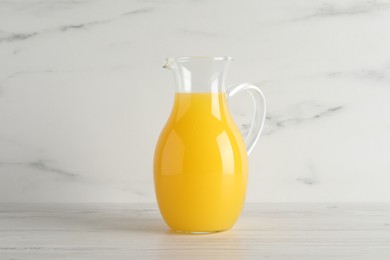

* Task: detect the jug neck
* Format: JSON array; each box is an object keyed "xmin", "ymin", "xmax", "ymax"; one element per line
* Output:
[{"xmin": 163, "ymin": 56, "xmax": 232, "ymax": 93}]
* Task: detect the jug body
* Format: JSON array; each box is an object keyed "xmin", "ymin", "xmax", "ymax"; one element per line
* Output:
[
  {"xmin": 154, "ymin": 57, "xmax": 266, "ymax": 233},
  {"xmin": 154, "ymin": 92, "xmax": 248, "ymax": 233}
]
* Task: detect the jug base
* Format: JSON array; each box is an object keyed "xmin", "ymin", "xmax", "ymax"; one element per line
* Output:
[{"xmin": 172, "ymin": 229, "xmax": 228, "ymax": 235}]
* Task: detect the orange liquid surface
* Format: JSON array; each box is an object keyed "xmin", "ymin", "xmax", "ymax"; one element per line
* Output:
[{"xmin": 154, "ymin": 93, "xmax": 248, "ymax": 232}]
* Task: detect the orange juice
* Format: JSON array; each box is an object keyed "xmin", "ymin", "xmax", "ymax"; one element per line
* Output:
[{"xmin": 154, "ymin": 92, "xmax": 248, "ymax": 233}]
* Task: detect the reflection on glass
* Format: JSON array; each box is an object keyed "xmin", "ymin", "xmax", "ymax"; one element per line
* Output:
[{"xmin": 217, "ymin": 131, "xmax": 235, "ymax": 175}]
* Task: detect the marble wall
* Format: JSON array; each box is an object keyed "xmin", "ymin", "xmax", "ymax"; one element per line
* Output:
[{"xmin": 1, "ymin": 0, "xmax": 390, "ymax": 202}]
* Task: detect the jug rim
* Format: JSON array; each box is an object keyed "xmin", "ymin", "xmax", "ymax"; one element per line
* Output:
[
  {"xmin": 172, "ymin": 56, "xmax": 233, "ymax": 61},
  {"xmin": 163, "ymin": 56, "xmax": 233, "ymax": 68}
]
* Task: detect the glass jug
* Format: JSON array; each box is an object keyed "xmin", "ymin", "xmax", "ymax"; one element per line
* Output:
[{"xmin": 154, "ymin": 56, "xmax": 266, "ymax": 233}]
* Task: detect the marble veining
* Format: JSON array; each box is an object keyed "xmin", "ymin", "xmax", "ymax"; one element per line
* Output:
[
  {"xmin": 0, "ymin": 31, "xmax": 38, "ymax": 43},
  {"xmin": 328, "ymin": 67, "xmax": 390, "ymax": 83},
  {"xmin": 0, "ymin": 0, "xmax": 390, "ymax": 202},
  {"xmin": 0, "ymin": 7, "xmax": 154, "ymax": 43},
  {"xmin": 296, "ymin": 162, "xmax": 318, "ymax": 185},
  {"xmin": 0, "ymin": 160, "xmax": 78, "ymax": 178},
  {"xmin": 263, "ymin": 102, "xmax": 343, "ymax": 135},
  {"xmin": 296, "ymin": 1, "xmax": 390, "ymax": 20}
]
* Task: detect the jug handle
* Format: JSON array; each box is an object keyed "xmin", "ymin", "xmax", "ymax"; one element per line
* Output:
[{"xmin": 227, "ymin": 83, "xmax": 266, "ymax": 155}]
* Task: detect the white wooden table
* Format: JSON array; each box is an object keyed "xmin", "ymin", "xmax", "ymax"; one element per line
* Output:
[{"xmin": 0, "ymin": 204, "xmax": 389, "ymax": 259}]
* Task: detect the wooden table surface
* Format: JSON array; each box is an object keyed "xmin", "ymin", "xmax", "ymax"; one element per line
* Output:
[{"xmin": 0, "ymin": 204, "xmax": 389, "ymax": 259}]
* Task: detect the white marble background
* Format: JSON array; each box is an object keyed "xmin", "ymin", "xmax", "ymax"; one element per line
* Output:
[{"xmin": 1, "ymin": 0, "xmax": 390, "ymax": 203}]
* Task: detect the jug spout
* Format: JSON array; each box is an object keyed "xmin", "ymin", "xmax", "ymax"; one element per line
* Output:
[
  {"xmin": 162, "ymin": 58, "xmax": 176, "ymax": 70},
  {"xmin": 163, "ymin": 56, "xmax": 232, "ymax": 93}
]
